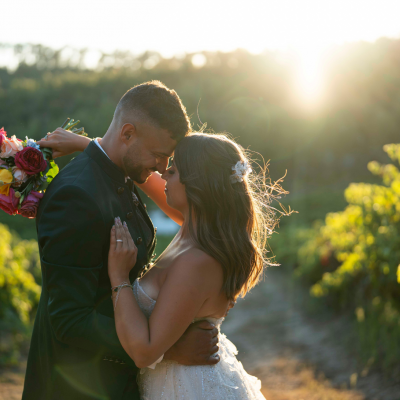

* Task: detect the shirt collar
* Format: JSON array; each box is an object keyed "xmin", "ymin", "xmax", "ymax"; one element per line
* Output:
[
  {"xmin": 94, "ymin": 138, "xmax": 110, "ymax": 159},
  {"xmin": 85, "ymin": 140, "xmax": 127, "ymax": 184},
  {"xmin": 92, "ymin": 138, "xmax": 130, "ymax": 183}
]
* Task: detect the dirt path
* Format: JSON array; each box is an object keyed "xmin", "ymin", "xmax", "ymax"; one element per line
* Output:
[
  {"xmin": 1, "ymin": 268, "xmax": 399, "ymax": 400},
  {"xmin": 222, "ymin": 268, "xmax": 400, "ymax": 400},
  {"xmin": 0, "ymin": 363, "xmax": 25, "ymax": 400}
]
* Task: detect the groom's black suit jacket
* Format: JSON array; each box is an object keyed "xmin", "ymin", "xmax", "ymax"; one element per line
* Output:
[{"xmin": 22, "ymin": 141, "xmax": 156, "ymax": 400}]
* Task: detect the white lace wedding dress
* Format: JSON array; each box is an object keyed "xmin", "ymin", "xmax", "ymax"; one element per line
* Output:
[{"xmin": 132, "ymin": 278, "xmax": 266, "ymax": 400}]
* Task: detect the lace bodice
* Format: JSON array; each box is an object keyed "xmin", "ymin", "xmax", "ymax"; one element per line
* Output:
[{"xmin": 132, "ymin": 278, "xmax": 156, "ymax": 319}]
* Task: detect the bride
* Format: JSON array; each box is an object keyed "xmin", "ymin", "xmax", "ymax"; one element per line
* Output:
[{"xmin": 39, "ymin": 130, "xmax": 286, "ymax": 399}]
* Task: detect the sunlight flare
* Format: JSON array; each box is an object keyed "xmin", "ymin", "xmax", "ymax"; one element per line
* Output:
[{"xmin": 295, "ymin": 46, "xmax": 325, "ymax": 105}]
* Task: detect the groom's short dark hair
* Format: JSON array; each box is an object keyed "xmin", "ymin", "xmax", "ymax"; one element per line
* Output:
[{"xmin": 116, "ymin": 81, "xmax": 191, "ymax": 141}]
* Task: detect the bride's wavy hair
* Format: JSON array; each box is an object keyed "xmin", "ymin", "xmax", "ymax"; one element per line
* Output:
[{"xmin": 174, "ymin": 133, "xmax": 290, "ymax": 301}]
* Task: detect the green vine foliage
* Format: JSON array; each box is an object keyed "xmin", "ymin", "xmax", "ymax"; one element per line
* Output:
[
  {"xmin": 296, "ymin": 144, "xmax": 400, "ymax": 372},
  {"xmin": 0, "ymin": 224, "xmax": 41, "ymax": 365}
]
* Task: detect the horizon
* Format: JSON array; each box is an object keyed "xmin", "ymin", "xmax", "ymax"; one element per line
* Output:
[
  {"xmin": 2, "ymin": 0, "xmax": 400, "ymax": 106},
  {"xmin": 3, "ymin": 0, "xmax": 400, "ymax": 57}
]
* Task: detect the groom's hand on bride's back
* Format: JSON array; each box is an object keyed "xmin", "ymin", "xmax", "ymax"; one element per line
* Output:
[{"xmin": 164, "ymin": 320, "xmax": 220, "ymax": 365}]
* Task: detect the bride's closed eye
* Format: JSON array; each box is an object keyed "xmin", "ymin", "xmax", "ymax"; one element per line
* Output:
[{"xmin": 167, "ymin": 166, "xmax": 175, "ymax": 175}]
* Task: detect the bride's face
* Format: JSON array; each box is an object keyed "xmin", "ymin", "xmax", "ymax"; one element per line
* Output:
[{"xmin": 161, "ymin": 161, "xmax": 188, "ymax": 212}]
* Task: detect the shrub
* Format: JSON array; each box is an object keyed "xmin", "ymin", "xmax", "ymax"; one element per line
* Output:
[
  {"xmin": 0, "ymin": 224, "xmax": 40, "ymax": 365},
  {"xmin": 295, "ymin": 144, "xmax": 400, "ymax": 373}
]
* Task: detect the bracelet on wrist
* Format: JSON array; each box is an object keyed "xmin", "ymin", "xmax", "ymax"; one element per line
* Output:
[{"xmin": 111, "ymin": 281, "xmax": 133, "ymax": 310}]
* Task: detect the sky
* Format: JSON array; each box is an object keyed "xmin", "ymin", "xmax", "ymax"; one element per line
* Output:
[
  {"xmin": 2, "ymin": 0, "xmax": 399, "ymax": 57},
  {"xmin": 2, "ymin": 0, "xmax": 400, "ymax": 103}
]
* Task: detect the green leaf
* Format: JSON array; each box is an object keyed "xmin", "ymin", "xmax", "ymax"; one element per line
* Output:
[
  {"xmin": 21, "ymin": 181, "xmax": 34, "ymax": 196},
  {"xmin": 46, "ymin": 160, "xmax": 59, "ymax": 184},
  {"xmin": 41, "ymin": 147, "xmax": 53, "ymax": 162},
  {"xmin": 42, "ymin": 161, "xmax": 50, "ymax": 176},
  {"xmin": 3, "ymin": 156, "xmax": 16, "ymax": 167},
  {"xmin": 36, "ymin": 180, "xmax": 49, "ymax": 192}
]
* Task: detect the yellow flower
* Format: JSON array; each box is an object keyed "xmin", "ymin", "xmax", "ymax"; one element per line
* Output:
[{"xmin": 0, "ymin": 168, "xmax": 13, "ymax": 196}]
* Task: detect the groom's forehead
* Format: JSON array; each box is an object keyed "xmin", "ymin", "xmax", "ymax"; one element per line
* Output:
[{"xmin": 146, "ymin": 129, "xmax": 176, "ymax": 156}]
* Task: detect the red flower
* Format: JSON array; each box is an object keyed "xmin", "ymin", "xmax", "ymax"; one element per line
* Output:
[
  {"xmin": 0, "ymin": 188, "xmax": 19, "ymax": 215},
  {"xmin": 15, "ymin": 147, "xmax": 47, "ymax": 175},
  {"xmin": 18, "ymin": 191, "xmax": 44, "ymax": 219},
  {"xmin": 0, "ymin": 128, "xmax": 6, "ymax": 147}
]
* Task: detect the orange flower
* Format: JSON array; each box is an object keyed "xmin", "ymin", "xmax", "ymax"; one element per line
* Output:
[{"xmin": 0, "ymin": 135, "xmax": 23, "ymax": 158}]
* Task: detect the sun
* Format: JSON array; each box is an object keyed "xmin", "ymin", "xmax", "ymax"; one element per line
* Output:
[{"xmin": 295, "ymin": 45, "xmax": 326, "ymax": 106}]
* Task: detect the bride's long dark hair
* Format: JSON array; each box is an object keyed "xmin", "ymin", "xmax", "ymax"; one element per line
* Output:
[{"xmin": 174, "ymin": 133, "xmax": 289, "ymax": 301}]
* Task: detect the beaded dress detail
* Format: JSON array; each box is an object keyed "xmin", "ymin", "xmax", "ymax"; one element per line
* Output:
[{"xmin": 132, "ymin": 279, "xmax": 266, "ymax": 400}]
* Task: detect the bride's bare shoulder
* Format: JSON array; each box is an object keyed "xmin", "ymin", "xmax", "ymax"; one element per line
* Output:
[
  {"xmin": 178, "ymin": 247, "xmax": 220, "ymax": 268},
  {"xmin": 168, "ymin": 247, "xmax": 223, "ymax": 285}
]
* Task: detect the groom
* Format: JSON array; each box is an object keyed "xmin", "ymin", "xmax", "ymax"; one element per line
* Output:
[{"xmin": 22, "ymin": 81, "xmax": 220, "ymax": 400}]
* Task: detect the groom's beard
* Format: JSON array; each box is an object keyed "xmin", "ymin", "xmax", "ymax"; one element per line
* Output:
[
  {"xmin": 129, "ymin": 167, "xmax": 150, "ymax": 184},
  {"xmin": 122, "ymin": 155, "xmax": 153, "ymax": 184}
]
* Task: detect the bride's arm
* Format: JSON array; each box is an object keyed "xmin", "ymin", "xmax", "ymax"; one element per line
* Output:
[
  {"xmin": 109, "ymin": 220, "xmax": 220, "ymax": 368},
  {"xmin": 136, "ymin": 173, "xmax": 184, "ymax": 226},
  {"xmin": 36, "ymin": 128, "xmax": 92, "ymax": 158}
]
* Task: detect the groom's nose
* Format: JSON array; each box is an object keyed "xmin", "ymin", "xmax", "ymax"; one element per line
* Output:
[{"xmin": 156, "ymin": 158, "xmax": 169, "ymax": 174}]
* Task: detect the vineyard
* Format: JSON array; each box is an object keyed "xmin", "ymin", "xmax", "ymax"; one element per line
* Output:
[{"xmin": 1, "ymin": 40, "xmax": 400, "ymax": 391}]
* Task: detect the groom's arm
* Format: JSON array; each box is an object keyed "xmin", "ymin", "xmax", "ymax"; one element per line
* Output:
[{"xmin": 38, "ymin": 184, "xmax": 137, "ymax": 368}]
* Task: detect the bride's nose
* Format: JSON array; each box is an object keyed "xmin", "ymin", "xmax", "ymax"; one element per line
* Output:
[{"xmin": 161, "ymin": 170, "xmax": 169, "ymax": 181}]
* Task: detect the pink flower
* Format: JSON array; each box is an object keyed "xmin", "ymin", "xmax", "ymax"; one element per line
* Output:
[
  {"xmin": 0, "ymin": 135, "xmax": 24, "ymax": 158},
  {"xmin": 0, "ymin": 188, "xmax": 19, "ymax": 215},
  {"xmin": 12, "ymin": 166, "xmax": 28, "ymax": 186},
  {"xmin": 18, "ymin": 191, "xmax": 43, "ymax": 219},
  {"xmin": 0, "ymin": 128, "xmax": 6, "ymax": 148}
]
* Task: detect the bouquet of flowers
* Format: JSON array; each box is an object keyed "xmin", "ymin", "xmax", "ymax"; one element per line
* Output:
[{"xmin": 0, "ymin": 118, "xmax": 86, "ymax": 219}]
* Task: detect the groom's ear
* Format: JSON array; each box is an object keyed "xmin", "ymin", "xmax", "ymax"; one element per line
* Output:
[{"xmin": 120, "ymin": 123, "xmax": 137, "ymax": 144}]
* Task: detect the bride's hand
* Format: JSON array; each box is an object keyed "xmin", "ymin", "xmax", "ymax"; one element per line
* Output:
[
  {"xmin": 108, "ymin": 217, "xmax": 138, "ymax": 286},
  {"xmin": 36, "ymin": 127, "xmax": 92, "ymax": 158}
]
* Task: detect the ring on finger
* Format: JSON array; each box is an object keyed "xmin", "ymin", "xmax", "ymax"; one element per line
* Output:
[{"xmin": 116, "ymin": 239, "xmax": 123, "ymax": 242}]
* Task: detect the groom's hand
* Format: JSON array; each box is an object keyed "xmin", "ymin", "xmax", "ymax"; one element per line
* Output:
[{"xmin": 164, "ymin": 320, "xmax": 220, "ymax": 365}]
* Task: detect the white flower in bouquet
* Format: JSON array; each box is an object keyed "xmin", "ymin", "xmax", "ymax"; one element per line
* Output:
[{"xmin": 12, "ymin": 166, "xmax": 28, "ymax": 186}]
